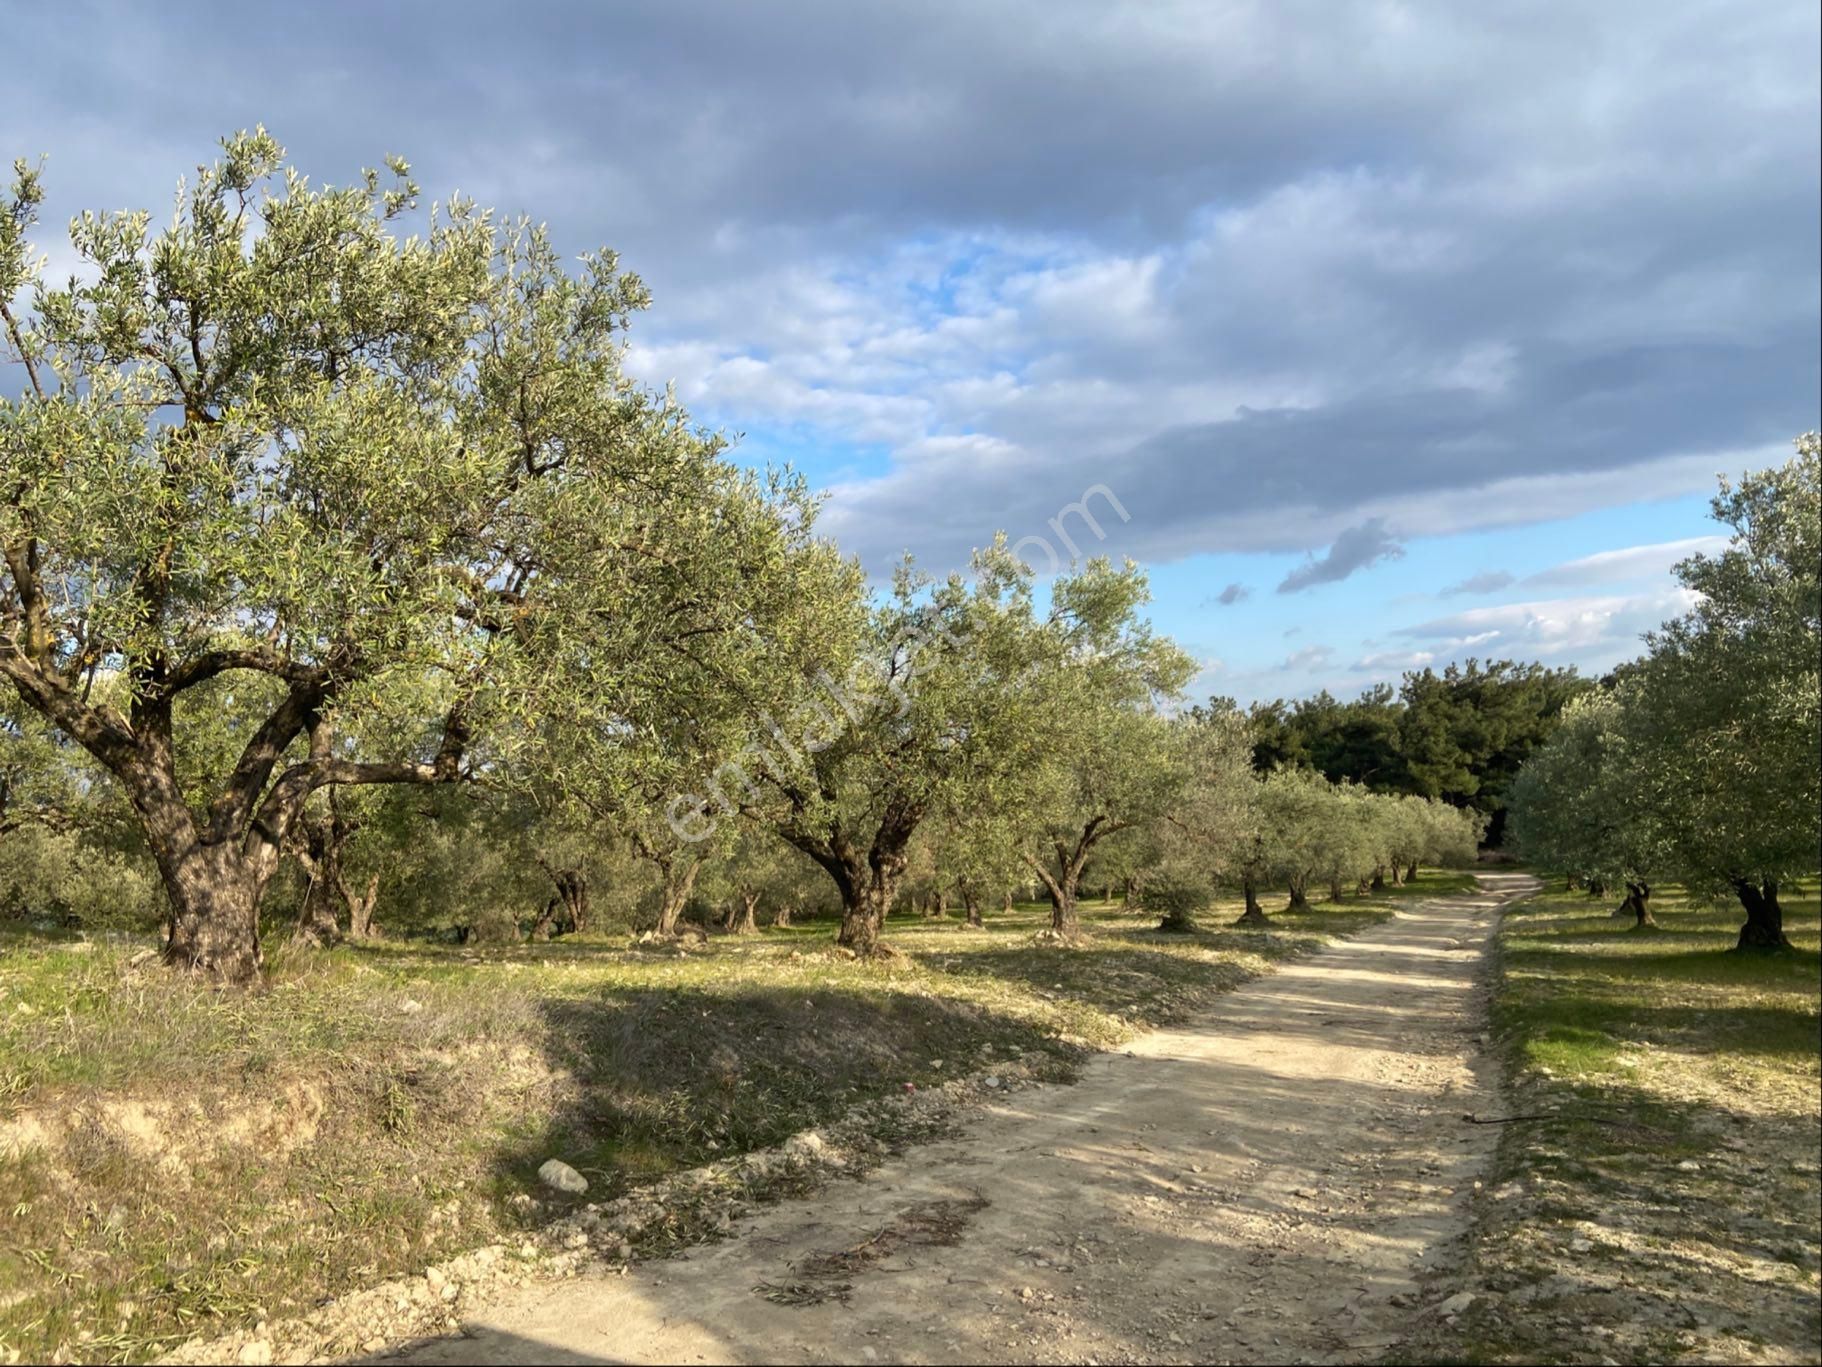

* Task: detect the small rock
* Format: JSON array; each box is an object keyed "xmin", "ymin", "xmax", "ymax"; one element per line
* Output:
[
  {"xmin": 1675, "ymin": 1160, "xmax": 1701, "ymax": 1172},
  {"xmin": 1570, "ymin": 1238, "xmax": 1594, "ymax": 1252},
  {"xmin": 1436, "ymin": 1291, "xmax": 1477, "ymax": 1317},
  {"xmin": 400, "ymin": 998, "xmax": 425, "ymax": 1015},
  {"xmin": 237, "ymin": 1343, "xmax": 273, "ymax": 1366},
  {"xmin": 1292, "ymin": 1187, "xmax": 1319, "ymax": 1200},
  {"xmin": 784, "ymin": 1130, "xmax": 827, "ymax": 1161},
  {"xmin": 983, "ymin": 1076, "xmax": 1003, "ymax": 1089},
  {"xmin": 538, "ymin": 1159, "xmax": 588, "ymax": 1194}
]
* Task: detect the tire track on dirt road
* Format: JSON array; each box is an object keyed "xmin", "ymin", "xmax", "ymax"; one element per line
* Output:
[{"xmin": 382, "ymin": 872, "xmax": 1540, "ymax": 1365}]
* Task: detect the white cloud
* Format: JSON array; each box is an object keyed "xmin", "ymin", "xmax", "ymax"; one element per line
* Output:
[
  {"xmin": 1352, "ymin": 649, "xmax": 1437, "ymax": 673},
  {"xmin": 1395, "ymin": 588, "xmax": 1701, "ymax": 659},
  {"xmin": 1280, "ymin": 644, "xmax": 1337, "ymax": 672},
  {"xmin": 1523, "ymin": 535, "xmax": 1728, "ymax": 588}
]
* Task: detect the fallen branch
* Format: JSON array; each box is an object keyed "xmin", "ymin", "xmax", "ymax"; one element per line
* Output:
[{"xmin": 1461, "ymin": 1109, "xmax": 1623, "ymax": 1126}]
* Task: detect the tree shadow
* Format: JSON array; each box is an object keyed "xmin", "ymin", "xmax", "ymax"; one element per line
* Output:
[{"xmin": 484, "ymin": 979, "xmax": 1081, "ymax": 1206}]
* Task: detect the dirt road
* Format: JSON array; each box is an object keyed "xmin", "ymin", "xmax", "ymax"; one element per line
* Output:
[{"xmin": 385, "ymin": 873, "xmax": 1539, "ymax": 1365}]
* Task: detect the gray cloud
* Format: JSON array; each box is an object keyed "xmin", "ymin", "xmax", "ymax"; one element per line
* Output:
[
  {"xmin": 1443, "ymin": 570, "xmax": 1516, "ymax": 596},
  {"xmin": 5, "ymin": 2, "xmax": 1818, "ymax": 574},
  {"xmin": 1214, "ymin": 582, "xmax": 1250, "ymax": 606},
  {"xmin": 1277, "ymin": 519, "xmax": 1404, "ymax": 593}
]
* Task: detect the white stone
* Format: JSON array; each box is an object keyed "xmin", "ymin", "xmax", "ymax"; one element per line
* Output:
[
  {"xmin": 538, "ymin": 1159, "xmax": 589, "ymax": 1194},
  {"xmin": 783, "ymin": 1130, "xmax": 828, "ymax": 1160}
]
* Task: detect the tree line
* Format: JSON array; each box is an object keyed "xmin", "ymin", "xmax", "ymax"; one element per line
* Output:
[{"xmin": 1245, "ymin": 659, "xmax": 1588, "ymax": 845}]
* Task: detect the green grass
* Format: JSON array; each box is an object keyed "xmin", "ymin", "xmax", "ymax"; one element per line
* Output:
[
  {"xmin": 1497, "ymin": 882, "xmax": 1821, "ymax": 1093},
  {"xmin": 0, "ymin": 874, "xmax": 1440, "ymax": 1364},
  {"xmin": 1415, "ymin": 877, "xmax": 1822, "ymax": 1365}
]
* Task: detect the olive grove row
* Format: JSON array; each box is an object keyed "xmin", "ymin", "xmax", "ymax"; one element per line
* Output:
[
  {"xmin": 5, "ymin": 134, "xmax": 1802, "ymax": 980},
  {"xmin": 1508, "ymin": 436, "xmax": 1821, "ymax": 949}
]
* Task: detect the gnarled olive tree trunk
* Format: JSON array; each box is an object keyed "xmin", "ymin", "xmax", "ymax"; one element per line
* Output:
[
  {"xmin": 653, "ymin": 857, "xmax": 702, "ymax": 937},
  {"xmin": 780, "ymin": 799, "xmax": 922, "ymax": 957},
  {"xmin": 1611, "ymin": 880, "xmax": 1655, "ymax": 928},
  {"xmin": 3, "ymin": 652, "xmax": 464, "ymax": 986},
  {"xmin": 537, "ymin": 862, "xmax": 589, "ymax": 935},
  {"xmin": 346, "ymin": 877, "xmax": 379, "ymax": 940},
  {"xmin": 1235, "ymin": 873, "xmax": 1269, "ymax": 927},
  {"xmin": 291, "ymin": 799, "xmax": 382, "ymax": 949},
  {"xmin": 960, "ymin": 886, "xmax": 985, "ymax": 928},
  {"xmin": 1284, "ymin": 872, "xmax": 1311, "ymax": 913},
  {"xmin": 1026, "ymin": 814, "xmax": 1123, "ymax": 937},
  {"xmin": 165, "ymin": 841, "xmax": 271, "ymax": 982},
  {"xmin": 729, "ymin": 889, "xmax": 760, "ymax": 934},
  {"xmin": 294, "ymin": 865, "xmax": 343, "ymax": 949},
  {"xmin": 1733, "ymin": 879, "xmax": 1791, "ymax": 951},
  {"xmin": 1030, "ymin": 860, "xmax": 1084, "ymax": 935}
]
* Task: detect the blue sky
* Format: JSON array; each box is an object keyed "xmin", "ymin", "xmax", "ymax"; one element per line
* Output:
[{"xmin": 7, "ymin": 1, "xmax": 1818, "ymax": 702}]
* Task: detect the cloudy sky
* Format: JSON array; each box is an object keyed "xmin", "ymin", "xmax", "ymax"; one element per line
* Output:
[{"xmin": 10, "ymin": 1, "xmax": 1819, "ymax": 701}]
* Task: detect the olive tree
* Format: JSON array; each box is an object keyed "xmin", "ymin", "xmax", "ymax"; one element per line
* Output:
[
  {"xmin": 1237, "ymin": 767, "xmax": 1334, "ymax": 922},
  {"xmin": 1508, "ymin": 691, "xmax": 1666, "ymax": 926},
  {"xmin": 719, "ymin": 546, "xmax": 1162, "ymax": 954},
  {"xmin": 1154, "ymin": 700, "xmax": 1260, "ymax": 928},
  {"xmin": 1618, "ymin": 440, "xmax": 1821, "ymax": 948},
  {"xmin": 925, "ymin": 805, "xmax": 1024, "ymax": 927},
  {"xmin": 0, "ymin": 132, "xmax": 833, "ymax": 982},
  {"xmin": 1020, "ymin": 567, "xmax": 1196, "ymax": 935},
  {"xmin": 700, "ymin": 822, "xmax": 805, "ymax": 934}
]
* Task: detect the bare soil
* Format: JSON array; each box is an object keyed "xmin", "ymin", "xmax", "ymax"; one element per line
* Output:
[{"xmin": 379, "ymin": 874, "xmax": 1537, "ymax": 1365}]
